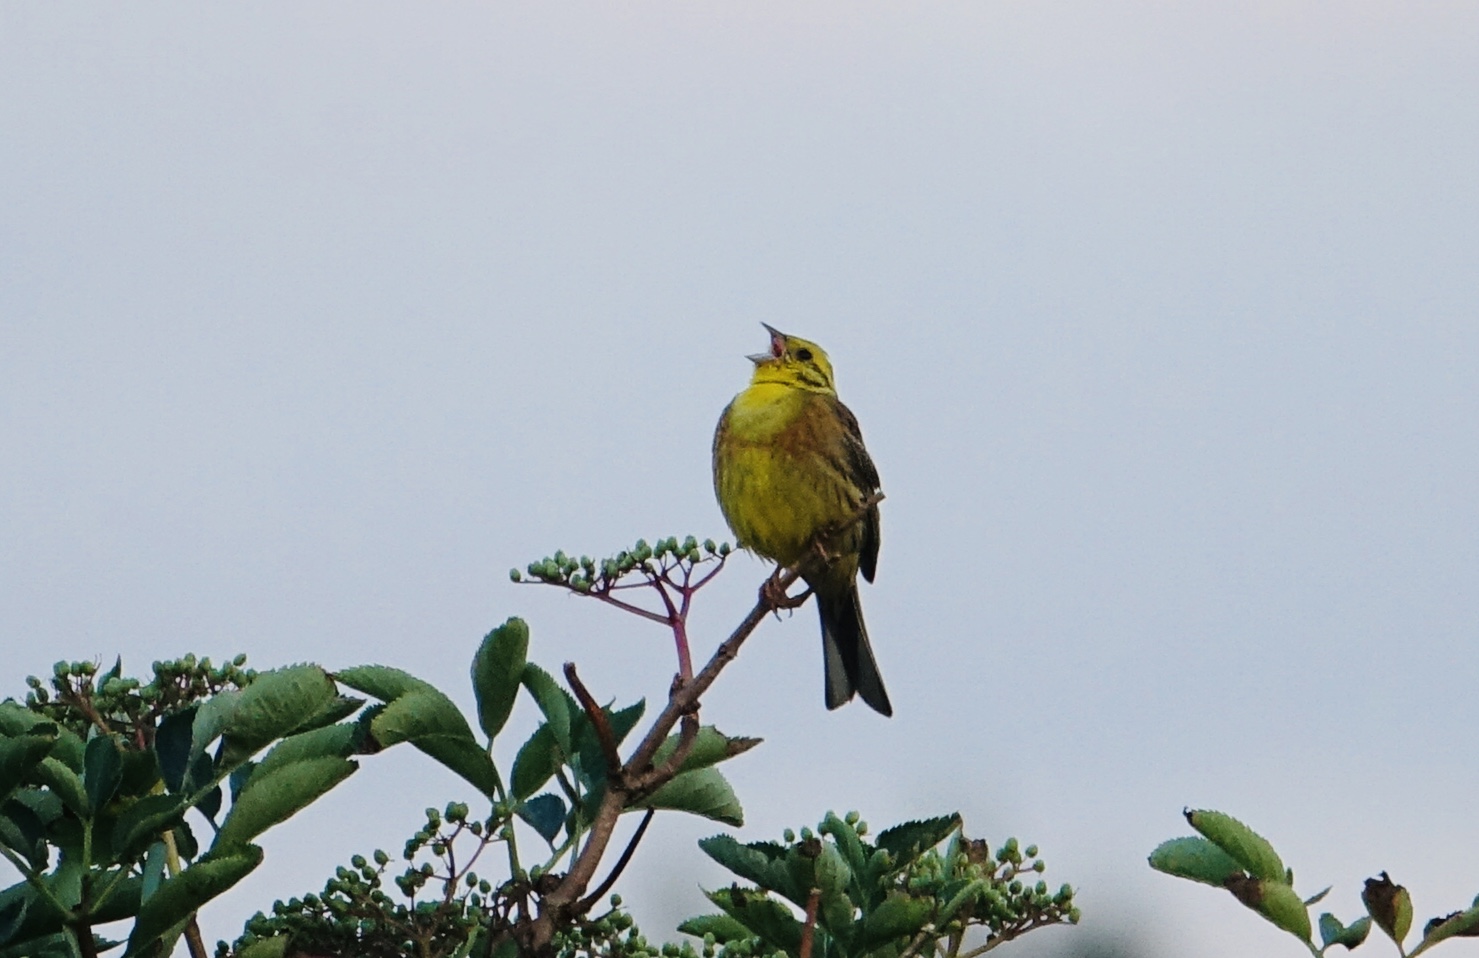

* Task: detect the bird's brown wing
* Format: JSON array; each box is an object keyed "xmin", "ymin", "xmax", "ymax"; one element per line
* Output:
[{"xmin": 833, "ymin": 398, "xmax": 882, "ymax": 583}]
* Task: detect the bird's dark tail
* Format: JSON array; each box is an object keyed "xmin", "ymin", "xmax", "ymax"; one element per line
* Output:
[{"xmin": 818, "ymin": 584, "xmax": 892, "ymax": 717}]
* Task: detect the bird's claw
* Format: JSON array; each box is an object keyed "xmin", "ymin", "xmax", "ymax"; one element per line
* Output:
[{"xmin": 760, "ymin": 571, "xmax": 811, "ymax": 613}]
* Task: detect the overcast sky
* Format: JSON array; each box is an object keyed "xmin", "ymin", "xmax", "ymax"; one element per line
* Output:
[{"xmin": 4, "ymin": 4, "xmax": 1479, "ymax": 956}]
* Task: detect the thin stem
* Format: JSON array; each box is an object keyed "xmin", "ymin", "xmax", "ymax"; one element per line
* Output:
[
  {"xmin": 799, "ymin": 888, "xmax": 822, "ymax": 958},
  {"xmin": 564, "ymin": 664, "xmax": 623, "ymax": 777},
  {"xmin": 578, "ymin": 809, "xmax": 655, "ymax": 912},
  {"xmin": 0, "ymin": 845, "xmax": 70, "ymax": 924}
]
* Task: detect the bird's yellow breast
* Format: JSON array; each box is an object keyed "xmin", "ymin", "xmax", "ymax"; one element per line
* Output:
[{"xmin": 713, "ymin": 382, "xmax": 857, "ymax": 569}]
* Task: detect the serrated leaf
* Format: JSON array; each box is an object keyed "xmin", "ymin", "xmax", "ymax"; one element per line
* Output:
[
  {"xmin": 83, "ymin": 736, "xmax": 123, "ymax": 816},
  {"xmin": 32, "ymin": 759, "xmax": 88, "ymax": 820},
  {"xmin": 516, "ymin": 793, "xmax": 566, "ymax": 843},
  {"xmin": 859, "ymin": 894, "xmax": 934, "ymax": 950},
  {"xmin": 368, "ymin": 690, "xmax": 499, "ymax": 796},
  {"xmin": 521, "ymin": 665, "xmax": 574, "ymax": 756},
  {"xmin": 235, "ymin": 938, "xmax": 289, "ymax": 958},
  {"xmin": 112, "ymin": 793, "xmax": 187, "ymax": 860},
  {"xmin": 650, "ymin": 727, "xmax": 761, "ymax": 775},
  {"xmin": 1227, "ymin": 876, "xmax": 1311, "ymax": 942},
  {"xmin": 472, "ymin": 618, "xmax": 528, "ymax": 741},
  {"xmin": 1422, "ymin": 905, "xmax": 1479, "ymax": 946},
  {"xmin": 188, "ymin": 691, "xmax": 241, "ymax": 769},
  {"xmin": 706, "ymin": 886, "xmax": 802, "ymax": 952},
  {"xmin": 874, "ymin": 814, "xmax": 961, "ymax": 867},
  {"xmin": 0, "ymin": 891, "xmax": 27, "ymax": 948},
  {"xmin": 124, "ymin": 845, "xmax": 263, "ymax": 956},
  {"xmin": 814, "ymin": 843, "xmax": 856, "ymax": 934},
  {"xmin": 698, "ymin": 836, "xmax": 793, "ymax": 895},
  {"xmin": 335, "ymin": 665, "xmax": 434, "ymax": 702},
  {"xmin": 511, "ymin": 724, "xmax": 559, "ymax": 801},
  {"xmin": 219, "ymin": 666, "xmax": 339, "ymax": 766},
  {"xmin": 1185, "ymin": 809, "xmax": 1286, "ymax": 883},
  {"xmin": 212, "ymin": 756, "xmax": 355, "ymax": 851},
  {"xmin": 1148, "ymin": 836, "xmax": 1246, "ymax": 886},
  {"xmin": 369, "ymin": 689, "xmax": 478, "ymax": 746},
  {"xmin": 0, "ymin": 802, "xmax": 46, "ymax": 871},
  {"xmin": 251, "ymin": 724, "xmax": 359, "ymax": 780},
  {"xmin": 632, "ymin": 767, "xmax": 741, "ymax": 825},
  {"xmin": 677, "ymin": 913, "xmax": 756, "ymax": 944},
  {"xmin": 0, "ymin": 733, "xmax": 58, "ymax": 808}
]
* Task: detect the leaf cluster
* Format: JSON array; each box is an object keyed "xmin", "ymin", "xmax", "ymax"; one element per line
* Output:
[
  {"xmin": 1150, "ymin": 808, "xmax": 1479, "ymax": 956},
  {"xmin": 682, "ymin": 812, "xmax": 1076, "ymax": 958},
  {"xmin": 1, "ymin": 656, "xmax": 365, "ymax": 958}
]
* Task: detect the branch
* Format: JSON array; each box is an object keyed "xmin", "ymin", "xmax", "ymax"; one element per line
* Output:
[
  {"xmin": 523, "ymin": 497, "xmax": 882, "ymax": 955},
  {"xmin": 563, "ymin": 663, "xmax": 622, "ymax": 778}
]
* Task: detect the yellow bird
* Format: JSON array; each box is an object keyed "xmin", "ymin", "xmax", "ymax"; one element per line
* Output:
[{"xmin": 712, "ymin": 324, "xmax": 891, "ymax": 716}]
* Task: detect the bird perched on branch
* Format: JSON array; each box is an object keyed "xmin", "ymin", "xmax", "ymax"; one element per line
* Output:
[{"xmin": 712, "ymin": 324, "xmax": 891, "ymax": 716}]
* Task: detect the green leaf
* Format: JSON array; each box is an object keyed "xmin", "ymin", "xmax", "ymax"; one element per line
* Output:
[
  {"xmin": 251, "ymin": 724, "xmax": 359, "ymax": 780},
  {"xmin": 697, "ymin": 836, "xmax": 792, "ymax": 895},
  {"xmin": 813, "ymin": 843, "xmax": 856, "ymax": 935},
  {"xmin": 83, "ymin": 736, "xmax": 123, "ymax": 816},
  {"xmin": 873, "ymin": 815, "xmax": 961, "ymax": 868},
  {"xmin": 0, "ymin": 733, "xmax": 58, "ymax": 808},
  {"xmin": 472, "ymin": 618, "xmax": 528, "ymax": 742},
  {"xmin": 677, "ymin": 913, "xmax": 756, "ymax": 944},
  {"xmin": 335, "ymin": 665, "xmax": 435, "ymax": 702},
  {"xmin": 859, "ymin": 893, "xmax": 933, "ymax": 950},
  {"xmin": 0, "ymin": 891, "xmax": 27, "ymax": 948},
  {"xmin": 819, "ymin": 812, "xmax": 869, "ymax": 888},
  {"xmin": 1227, "ymin": 876, "xmax": 1311, "ymax": 942},
  {"xmin": 1185, "ymin": 809, "xmax": 1286, "ymax": 883},
  {"xmin": 634, "ymin": 767, "xmax": 742, "ymax": 825},
  {"xmin": 1320, "ymin": 913, "xmax": 1372, "ymax": 950},
  {"xmin": 1422, "ymin": 905, "xmax": 1479, "ymax": 947},
  {"xmin": 235, "ymin": 937, "xmax": 289, "ymax": 958},
  {"xmin": 369, "ymin": 691, "xmax": 499, "ymax": 796},
  {"xmin": 511, "ymin": 724, "xmax": 559, "ymax": 801},
  {"xmin": 1362, "ymin": 872, "xmax": 1412, "ymax": 946},
  {"xmin": 706, "ymin": 886, "xmax": 802, "ymax": 952},
  {"xmin": 188, "ymin": 691, "xmax": 242, "ymax": 769},
  {"xmin": 31, "ymin": 759, "xmax": 88, "ymax": 820},
  {"xmin": 219, "ymin": 666, "xmax": 340, "ymax": 766},
  {"xmin": 112, "ymin": 793, "xmax": 187, "ymax": 861},
  {"xmin": 155, "ymin": 707, "xmax": 197, "ymax": 792},
  {"xmin": 516, "ymin": 794, "xmax": 566, "ymax": 843},
  {"xmin": 212, "ymin": 756, "xmax": 357, "ymax": 851},
  {"xmin": 521, "ymin": 665, "xmax": 574, "ymax": 756},
  {"xmin": 649, "ymin": 727, "xmax": 761, "ymax": 775},
  {"xmin": 369, "ymin": 689, "xmax": 477, "ymax": 746},
  {"xmin": 141, "ymin": 841, "xmax": 168, "ymax": 904},
  {"xmin": 1148, "ymin": 836, "xmax": 1246, "ymax": 886},
  {"xmin": 0, "ymin": 802, "xmax": 47, "ymax": 871},
  {"xmin": 124, "ymin": 845, "xmax": 263, "ymax": 956}
]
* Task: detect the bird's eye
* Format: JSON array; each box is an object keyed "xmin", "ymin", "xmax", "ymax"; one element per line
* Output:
[{"xmin": 796, "ymin": 348, "xmax": 813, "ymax": 362}]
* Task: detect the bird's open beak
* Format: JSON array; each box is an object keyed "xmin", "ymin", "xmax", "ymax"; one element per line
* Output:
[{"xmin": 749, "ymin": 322, "xmax": 788, "ymax": 364}]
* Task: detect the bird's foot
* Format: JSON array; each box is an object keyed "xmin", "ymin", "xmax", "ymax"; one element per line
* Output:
[{"xmin": 760, "ymin": 571, "xmax": 811, "ymax": 612}]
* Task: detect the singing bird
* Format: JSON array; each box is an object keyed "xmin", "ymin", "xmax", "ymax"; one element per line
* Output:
[{"xmin": 712, "ymin": 325, "xmax": 891, "ymax": 716}]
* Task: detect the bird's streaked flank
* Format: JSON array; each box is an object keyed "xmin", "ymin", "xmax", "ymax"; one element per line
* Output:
[{"xmin": 712, "ymin": 324, "xmax": 891, "ymax": 716}]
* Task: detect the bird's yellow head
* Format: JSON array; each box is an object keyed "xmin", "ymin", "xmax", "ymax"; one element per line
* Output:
[{"xmin": 747, "ymin": 324, "xmax": 837, "ymax": 394}]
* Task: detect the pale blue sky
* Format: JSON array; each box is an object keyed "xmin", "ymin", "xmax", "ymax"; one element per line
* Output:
[{"xmin": 4, "ymin": 4, "xmax": 1478, "ymax": 956}]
